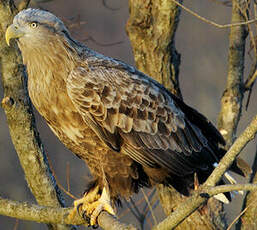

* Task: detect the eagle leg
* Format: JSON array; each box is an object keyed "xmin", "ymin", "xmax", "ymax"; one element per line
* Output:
[{"xmin": 69, "ymin": 185, "xmax": 115, "ymax": 226}]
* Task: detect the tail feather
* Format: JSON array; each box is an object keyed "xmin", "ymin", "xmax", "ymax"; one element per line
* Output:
[
  {"xmin": 213, "ymin": 162, "xmax": 244, "ymax": 202},
  {"xmin": 224, "ymin": 171, "xmax": 244, "ymax": 195},
  {"xmin": 214, "ymin": 193, "xmax": 230, "ymax": 204}
]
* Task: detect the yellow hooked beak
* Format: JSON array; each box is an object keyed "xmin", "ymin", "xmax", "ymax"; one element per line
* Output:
[{"xmin": 5, "ymin": 24, "xmax": 24, "ymax": 46}]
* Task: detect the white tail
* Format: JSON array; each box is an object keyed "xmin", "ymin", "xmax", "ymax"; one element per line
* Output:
[{"xmin": 212, "ymin": 163, "xmax": 244, "ymax": 203}]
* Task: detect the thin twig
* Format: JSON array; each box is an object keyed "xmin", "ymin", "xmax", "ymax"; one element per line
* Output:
[
  {"xmin": 83, "ymin": 35, "xmax": 123, "ymax": 47},
  {"xmin": 102, "ymin": 0, "xmax": 121, "ymax": 11},
  {"xmin": 142, "ymin": 188, "xmax": 157, "ymax": 214},
  {"xmin": 227, "ymin": 204, "xmax": 251, "ymax": 230},
  {"xmin": 141, "ymin": 189, "xmax": 158, "ymax": 226},
  {"xmin": 128, "ymin": 198, "xmax": 144, "ymax": 223},
  {"xmin": 171, "ymin": 0, "xmax": 257, "ymax": 28},
  {"xmin": 66, "ymin": 162, "xmax": 71, "ymax": 193},
  {"xmin": 45, "ymin": 153, "xmax": 78, "ymax": 200},
  {"xmin": 13, "ymin": 219, "xmax": 19, "ymax": 230},
  {"xmin": 245, "ymin": 68, "xmax": 257, "ymax": 90},
  {"xmin": 244, "ymin": 65, "xmax": 257, "ymax": 109},
  {"xmin": 201, "ymin": 184, "xmax": 257, "ymax": 196},
  {"xmin": 209, "ymin": 0, "xmax": 232, "ymax": 7}
]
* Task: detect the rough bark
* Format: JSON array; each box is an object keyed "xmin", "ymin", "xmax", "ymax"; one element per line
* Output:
[
  {"xmin": 0, "ymin": 196, "xmax": 138, "ymax": 230},
  {"xmin": 126, "ymin": 0, "xmax": 182, "ymax": 97},
  {"xmin": 0, "ymin": 1, "xmax": 74, "ymax": 230},
  {"xmin": 126, "ymin": 1, "xmax": 225, "ymax": 229},
  {"xmin": 216, "ymin": 1, "xmax": 250, "ymax": 229},
  {"xmin": 239, "ymin": 147, "xmax": 257, "ymax": 230},
  {"xmin": 0, "ymin": 1, "xmax": 137, "ymax": 229},
  {"xmin": 217, "ymin": 0, "xmax": 247, "ymax": 148},
  {"xmin": 2, "ymin": 182, "xmax": 257, "ymax": 229}
]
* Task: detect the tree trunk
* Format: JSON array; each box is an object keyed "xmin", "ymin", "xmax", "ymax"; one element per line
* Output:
[
  {"xmin": 126, "ymin": 1, "xmax": 226, "ymax": 229},
  {"xmin": 239, "ymin": 147, "xmax": 257, "ymax": 230},
  {"xmin": 0, "ymin": 1, "xmax": 75, "ymax": 229}
]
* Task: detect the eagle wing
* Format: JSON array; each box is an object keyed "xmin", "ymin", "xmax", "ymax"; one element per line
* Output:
[{"xmin": 66, "ymin": 57, "xmax": 224, "ymax": 176}]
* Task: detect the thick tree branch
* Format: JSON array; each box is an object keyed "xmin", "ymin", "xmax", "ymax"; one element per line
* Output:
[
  {"xmin": 240, "ymin": 147, "xmax": 257, "ymax": 230},
  {"xmin": 217, "ymin": 0, "xmax": 248, "ymax": 147},
  {"xmin": 0, "ymin": 2, "xmax": 138, "ymax": 229},
  {"xmin": 0, "ymin": 196, "xmax": 137, "ymax": 230},
  {"xmin": 0, "ymin": 1, "xmax": 72, "ymax": 229},
  {"xmin": 126, "ymin": 0, "xmax": 182, "ymax": 97},
  {"xmin": 153, "ymin": 114, "xmax": 257, "ymax": 230}
]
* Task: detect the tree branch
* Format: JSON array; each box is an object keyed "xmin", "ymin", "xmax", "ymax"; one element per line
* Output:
[
  {"xmin": 217, "ymin": 0, "xmax": 248, "ymax": 147},
  {"xmin": 0, "ymin": 1, "xmax": 73, "ymax": 229},
  {"xmin": 126, "ymin": 0, "xmax": 182, "ymax": 97},
  {"xmin": 201, "ymin": 184, "xmax": 257, "ymax": 197},
  {"xmin": 153, "ymin": 114, "xmax": 257, "ymax": 230},
  {"xmin": 171, "ymin": 0, "xmax": 257, "ymax": 28},
  {"xmin": 0, "ymin": 196, "xmax": 138, "ymax": 230},
  {"xmin": 0, "ymin": 2, "xmax": 138, "ymax": 229},
  {"xmin": 1, "ymin": 183, "xmax": 257, "ymax": 230},
  {"xmin": 240, "ymin": 146, "xmax": 257, "ymax": 230},
  {"xmin": 244, "ymin": 65, "xmax": 257, "ymax": 91}
]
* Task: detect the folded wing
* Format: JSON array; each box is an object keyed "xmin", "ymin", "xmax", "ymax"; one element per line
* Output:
[{"xmin": 66, "ymin": 57, "xmax": 224, "ymax": 177}]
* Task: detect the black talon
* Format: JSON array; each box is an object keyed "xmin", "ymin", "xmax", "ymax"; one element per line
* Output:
[
  {"xmin": 76, "ymin": 203, "xmax": 83, "ymax": 216},
  {"xmin": 82, "ymin": 211, "xmax": 90, "ymax": 223},
  {"xmin": 92, "ymin": 224, "xmax": 99, "ymax": 229}
]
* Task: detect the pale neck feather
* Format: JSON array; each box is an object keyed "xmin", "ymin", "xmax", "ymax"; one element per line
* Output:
[
  {"xmin": 17, "ymin": 35, "xmax": 83, "ymax": 110},
  {"xmin": 18, "ymin": 36, "xmax": 78, "ymax": 83}
]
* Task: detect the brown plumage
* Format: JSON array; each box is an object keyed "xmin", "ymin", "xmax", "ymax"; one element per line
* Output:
[{"xmin": 5, "ymin": 9, "xmax": 248, "ymax": 220}]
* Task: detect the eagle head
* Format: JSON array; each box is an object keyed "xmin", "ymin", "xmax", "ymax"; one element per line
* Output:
[{"xmin": 5, "ymin": 8, "xmax": 69, "ymax": 47}]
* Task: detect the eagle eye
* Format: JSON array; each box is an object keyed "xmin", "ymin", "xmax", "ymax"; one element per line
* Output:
[{"xmin": 30, "ymin": 22, "xmax": 38, "ymax": 28}]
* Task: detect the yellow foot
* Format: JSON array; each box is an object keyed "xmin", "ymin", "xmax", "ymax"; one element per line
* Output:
[{"xmin": 68, "ymin": 185, "xmax": 115, "ymax": 227}]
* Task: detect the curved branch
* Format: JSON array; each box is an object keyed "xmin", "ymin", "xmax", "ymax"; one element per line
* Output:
[
  {"xmin": 171, "ymin": 0, "xmax": 257, "ymax": 28},
  {"xmin": 153, "ymin": 114, "xmax": 257, "ymax": 230},
  {"xmin": 0, "ymin": 196, "xmax": 137, "ymax": 230}
]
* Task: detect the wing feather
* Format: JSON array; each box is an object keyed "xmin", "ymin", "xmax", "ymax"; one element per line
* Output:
[{"xmin": 66, "ymin": 58, "xmax": 222, "ymax": 176}]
